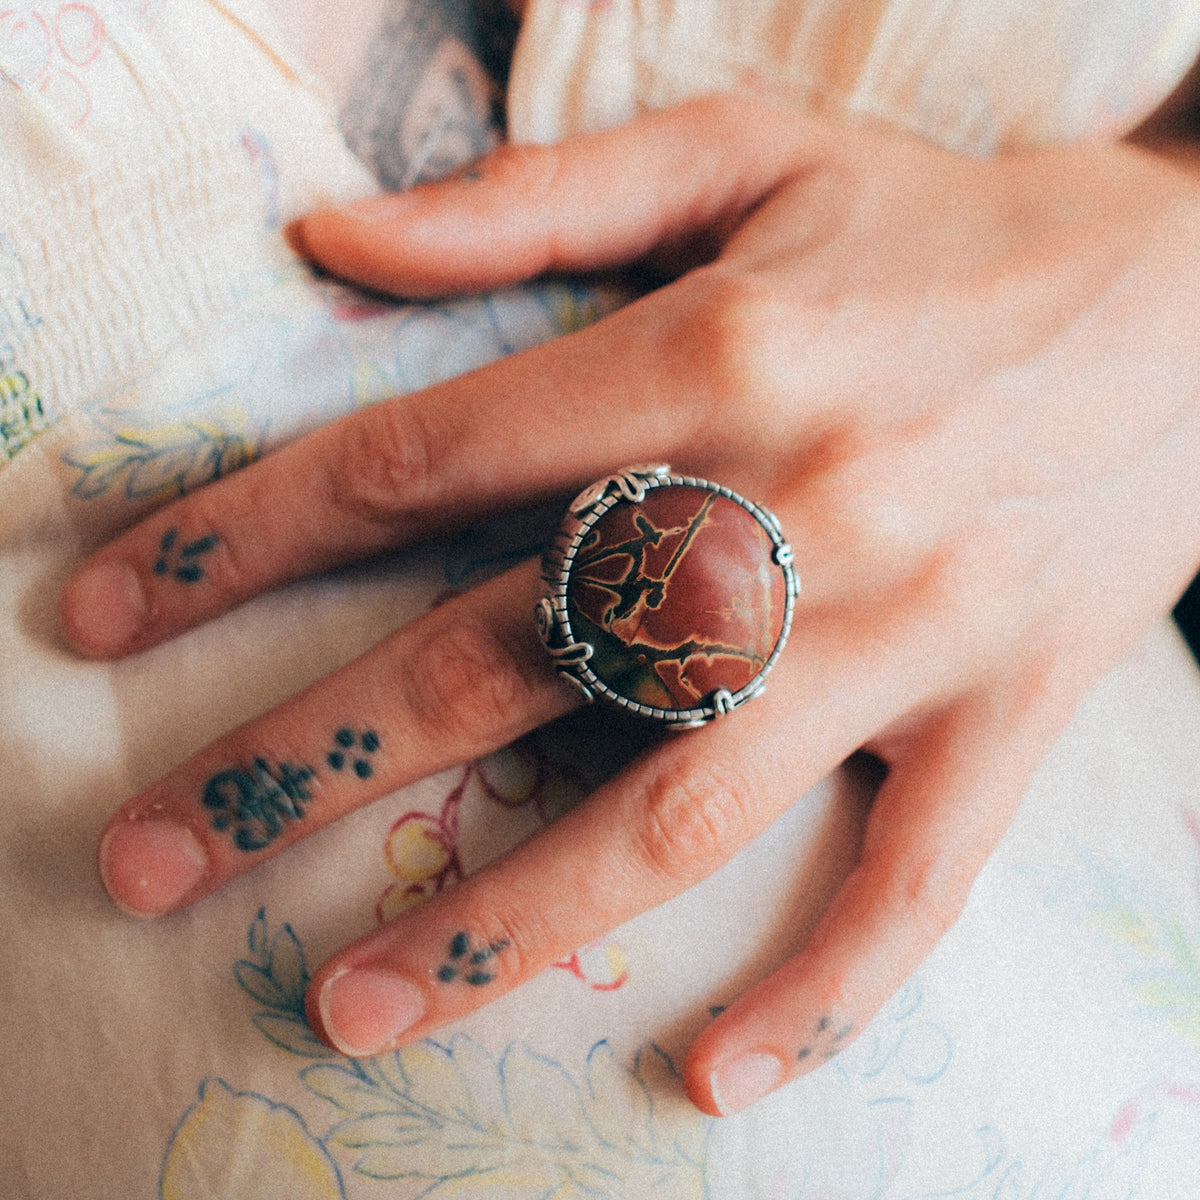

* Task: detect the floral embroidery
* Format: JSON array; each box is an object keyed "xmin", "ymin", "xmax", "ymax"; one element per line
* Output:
[
  {"xmin": 64, "ymin": 407, "xmax": 262, "ymax": 500},
  {"xmin": 175, "ymin": 909, "xmax": 710, "ymax": 1198}
]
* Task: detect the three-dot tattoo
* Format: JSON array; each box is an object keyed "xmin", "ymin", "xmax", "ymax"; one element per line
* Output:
[
  {"xmin": 797, "ymin": 1013, "xmax": 855, "ymax": 1063},
  {"xmin": 327, "ymin": 728, "xmax": 380, "ymax": 779},
  {"xmin": 154, "ymin": 527, "xmax": 219, "ymax": 583},
  {"xmin": 436, "ymin": 932, "xmax": 510, "ymax": 987}
]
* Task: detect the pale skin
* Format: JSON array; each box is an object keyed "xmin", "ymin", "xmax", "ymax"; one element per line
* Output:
[{"xmin": 60, "ymin": 93, "xmax": 1200, "ymax": 1117}]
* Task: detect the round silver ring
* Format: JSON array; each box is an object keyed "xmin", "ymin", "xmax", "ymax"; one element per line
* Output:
[{"xmin": 536, "ymin": 464, "xmax": 798, "ymax": 727}]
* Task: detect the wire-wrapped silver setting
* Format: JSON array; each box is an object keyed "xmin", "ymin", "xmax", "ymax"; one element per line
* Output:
[{"xmin": 538, "ymin": 464, "xmax": 798, "ymax": 727}]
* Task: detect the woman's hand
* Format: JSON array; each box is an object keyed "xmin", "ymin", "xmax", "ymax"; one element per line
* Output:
[{"xmin": 61, "ymin": 95, "xmax": 1200, "ymax": 1116}]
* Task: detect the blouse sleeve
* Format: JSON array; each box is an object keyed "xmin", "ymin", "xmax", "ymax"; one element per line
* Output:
[{"xmin": 507, "ymin": 0, "xmax": 1200, "ymax": 154}]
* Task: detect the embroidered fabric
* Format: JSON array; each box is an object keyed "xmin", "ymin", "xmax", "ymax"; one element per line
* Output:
[{"xmin": 2, "ymin": 3, "xmax": 1200, "ymax": 1197}]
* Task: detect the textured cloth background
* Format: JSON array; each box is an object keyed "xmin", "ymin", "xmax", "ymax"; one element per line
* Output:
[{"xmin": 3, "ymin": 2, "xmax": 1200, "ymax": 1196}]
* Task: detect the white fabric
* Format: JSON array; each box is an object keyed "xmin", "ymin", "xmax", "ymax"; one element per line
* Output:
[
  {"xmin": 3, "ymin": 2, "xmax": 1200, "ymax": 1197},
  {"xmin": 509, "ymin": 0, "xmax": 1200, "ymax": 153}
]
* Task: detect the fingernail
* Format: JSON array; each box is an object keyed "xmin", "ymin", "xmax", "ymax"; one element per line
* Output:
[
  {"xmin": 710, "ymin": 1052, "xmax": 784, "ymax": 1116},
  {"xmin": 318, "ymin": 966, "xmax": 425, "ymax": 1057},
  {"xmin": 63, "ymin": 560, "xmax": 147, "ymax": 656},
  {"xmin": 99, "ymin": 819, "xmax": 208, "ymax": 917},
  {"xmin": 340, "ymin": 191, "xmax": 419, "ymax": 224}
]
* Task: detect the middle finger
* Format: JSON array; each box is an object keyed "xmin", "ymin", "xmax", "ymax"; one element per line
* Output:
[{"xmin": 97, "ymin": 559, "xmax": 573, "ymax": 917}]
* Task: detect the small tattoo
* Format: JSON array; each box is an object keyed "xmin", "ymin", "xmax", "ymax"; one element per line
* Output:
[
  {"xmin": 709, "ymin": 1005, "xmax": 727, "ymax": 1019},
  {"xmin": 154, "ymin": 527, "xmax": 219, "ymax": 583},
  {"xmin": 327, "ymin": 728, "xmax": 381, "ymax": 779},
  {"xmin": 436, "ymin": 931, "xmax": 509, "ymax": 986},
  {"xmin": 202, "ymin": 758, "xmax": 317, "ymax": 852},
  {"xmin": 799, "ymin": 1013, "xmax": 854, "ymax": 1064}
]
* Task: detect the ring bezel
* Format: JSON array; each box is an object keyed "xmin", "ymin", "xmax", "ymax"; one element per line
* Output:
[{"xmin": 537, "ymin": 464, "xmax": 799, "ymax": 727}]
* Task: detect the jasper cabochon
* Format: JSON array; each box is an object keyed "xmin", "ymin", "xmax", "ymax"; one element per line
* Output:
[{"xmin": 566, "ymin": 486, "xmax": 788, "ymax": 712}]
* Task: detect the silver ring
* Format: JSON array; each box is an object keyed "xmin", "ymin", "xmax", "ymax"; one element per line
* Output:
[{"xmin": 536, "ymin": 464, "xmax": 798, "ymax": 727}]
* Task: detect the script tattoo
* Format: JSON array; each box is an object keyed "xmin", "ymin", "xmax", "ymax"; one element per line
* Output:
[
  {"xmin": 202, "ymin": 729, "xmax": 383, "ymax": 851},
  {"xmin": 203, "ymin": 758, "xmax": 317, "ymax": 852}
]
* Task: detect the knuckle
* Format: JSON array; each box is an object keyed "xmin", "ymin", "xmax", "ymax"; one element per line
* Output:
[
  {"xmin": 683, "ymin": 271, "xmax": 795, "ymax": 426},
  {"xmin": 400, "ymin": 616, "xmax": 542, "ymax": 748},
  {"xmin": 896, "ymin": 852, "xmax": 971, "ymax": 944},
  {"xmin": 482, "ymin": 141, "xmax": 564, "ymax": 206},
  {"xmin": 325, "ymin": 403, "xmax": 449, "ymax": 529},
  {"xmin": 632, "ymin": 760, "xmax": 755, "ymax": 887}
]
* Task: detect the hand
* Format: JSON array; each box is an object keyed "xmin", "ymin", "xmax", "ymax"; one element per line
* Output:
[{"xmin": 61, "ymin": 95, "xmax": 1200, "ymax": 1116}]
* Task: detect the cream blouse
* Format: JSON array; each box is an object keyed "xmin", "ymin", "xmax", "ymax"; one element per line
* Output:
[{"xmin": 508, "ymin": 0, "xmax": 1200, "ymax": 152}]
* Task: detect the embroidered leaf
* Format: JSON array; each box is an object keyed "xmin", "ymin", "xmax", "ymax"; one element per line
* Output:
[
  {"xmin": 351, "ymin": 1121, "xmax": 516, "ymax": 1181},
  {"xmin": 635, "ymin": 1046, "xmax": 709, "ymax": 1169},
  {"xmin": 303, "ymin": 1063, "xmax": 410, "ymax": 1116},
  {"xmin": 359, "ymin": 1054, "xmax": 414, "ymax": 1104},
  {"xmin": 266, "ymin": 923, "xmax": 309, "ymax": 1007},
  {"xmin": 330, "ymin": 1112, "xmax": 438, "ymax": 1149},
  {"xmin": 234, "ymin": 961, "xmax": 290, "ymax": 1010},
  {"xmin": 1025, "ymin": 832, "xmax": 1200, "ymax": 1049},
  {"xmin": 252, "ymin": 1013, "xmax": 337, "ymax": 1059},
  {"xmin": 500, "ymin": 1044, "xmax": 590, "ymax": 1151},
  {"xmin": 301, "ymin": 1036, "xmax": 709, "ymax": 1194},
  {"xmin": 247, "ymin": 906, "xmax": 269, "ymax": 958},
  {"xmin": 395, "ymin": 1041, "xmax": 485, "ymax": 1129},
  {"xmin": 65, "ymin": 410, "xmax": 261, "ymax": 500},
  {"xmin": 342, "ymin": 1143, "xmax": 424, "ymax": 1181},
  {"xmin": 583, "ymin": 1040, "xmax": 655, "ymax": 1156}
]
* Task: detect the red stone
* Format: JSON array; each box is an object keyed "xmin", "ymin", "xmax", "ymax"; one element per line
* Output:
[{"xmin": 566, "ymin": 485, "xmax": 787, "ymax": 712}]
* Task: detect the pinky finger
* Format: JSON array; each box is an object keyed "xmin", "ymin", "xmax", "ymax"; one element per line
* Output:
[{"xmin": 683, "ymin": 680, "xmax": 1069, "ymax": 1117}]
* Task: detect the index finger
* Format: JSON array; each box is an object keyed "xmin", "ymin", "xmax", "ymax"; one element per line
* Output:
[{"xmin": 58, "ymin": 281, "xmax": 706, "ymax": 659}]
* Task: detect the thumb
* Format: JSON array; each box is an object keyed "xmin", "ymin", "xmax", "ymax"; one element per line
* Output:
[{"xmin": 292, "ymin": 95, "xmax": 826, "ymax": 298}]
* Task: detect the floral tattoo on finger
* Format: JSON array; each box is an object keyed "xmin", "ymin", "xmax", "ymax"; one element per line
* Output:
[
  {"xmin": 200, "ymin": 727, "xmax": 383, "ymax": 852},
  {"xmin": 154, "ymin": 527, "xmax": 220, "ymax": 583},
  {"xmin": 797, "ymin": 1013, "xmax": 855, "ymax": 1064}
]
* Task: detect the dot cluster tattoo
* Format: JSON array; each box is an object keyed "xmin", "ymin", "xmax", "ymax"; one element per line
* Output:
[
  {"xmin": 154, "ymin": 527, "xmax": 219, "ymax": 583},
  {"xmin": 797, "ymin": 1013, "xmax": 855, "ymax": 1063},
  {"xmin": 436, "ymin": 932, "xmax": 510, "ymax": 987},
  {"xmin": 327, "ymin": 728, "xmax": 380, "ymax": 779},
  {"xmin": 201, "ymin": 728, "xmax": 384, "ymax": 852}
]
